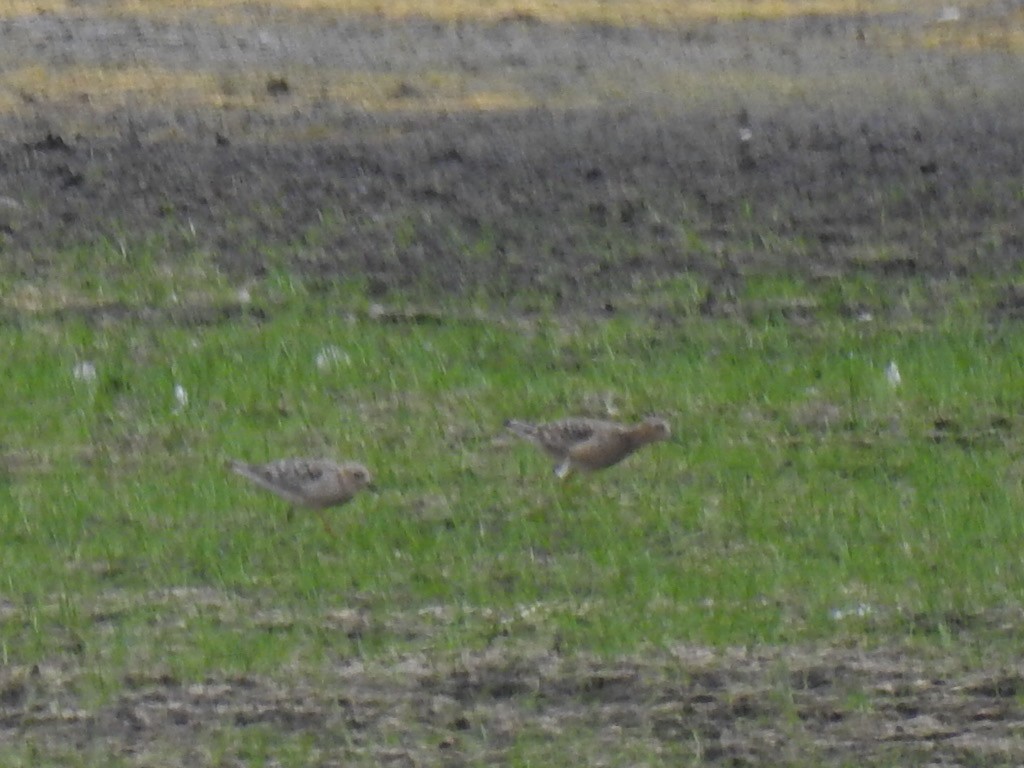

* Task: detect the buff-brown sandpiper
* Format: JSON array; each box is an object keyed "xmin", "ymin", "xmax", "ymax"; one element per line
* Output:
[
  {"xmin": 227, "ymin": 457, "xmax": 373, "ymax": 534},
  {"xmin": 504, "ymin": 416, "xmax": 670, "ymax": 479}
]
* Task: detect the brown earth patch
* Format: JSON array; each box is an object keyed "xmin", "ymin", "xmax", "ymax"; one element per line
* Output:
[
  {"xmin": 3, "ymin": 644, "xmax": 1023, "ymax": 765},
  {"xmin": 0, "ymin": 4, "xmax": 1022, "ymax": 313}
]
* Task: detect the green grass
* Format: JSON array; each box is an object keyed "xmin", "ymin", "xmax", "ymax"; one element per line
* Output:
[{"xmin": 3, "ymin": 258, "xmax": 1024, "ymax": 762}]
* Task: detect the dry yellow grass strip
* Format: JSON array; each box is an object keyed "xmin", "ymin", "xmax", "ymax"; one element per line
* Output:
[
  {"xmin": 0, "ymin": 0, "xmax": 69, "ymax": 16},
  {"xmin": 0, "ymin": 65, "xmax": 536, "ymax": 116},
  {"xmin": 918, "ymin": 13, "xmax": 1024, "ymax": 53},
  {"xmin": 0, "ymin": 66, "xmax": 218, "ymax": 113},
  {"xmin": 2, "ymin": 0, "xmax": 988, "ymax": 24}
]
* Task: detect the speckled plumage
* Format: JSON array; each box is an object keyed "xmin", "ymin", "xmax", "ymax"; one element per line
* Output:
[
  {"xmin": 227, "ymin": 458, "xmax": 373, "ymax": 532},
  {"xmin": 505, "ymin": 416, "xmax": 670, "ymax": 478}
]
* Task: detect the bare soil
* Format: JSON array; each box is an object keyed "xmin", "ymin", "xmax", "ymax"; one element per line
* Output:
[
  {"xmin": 4, "ymin": 644, "xmax": 1024, "ymax": 765},
  {"xmin": 1, "ymin": 5, "xmax": 1022, "ymax": 311},
  {"xmin": 2, "ymin": 3, "xmax": 1023, "ymax": 764}
]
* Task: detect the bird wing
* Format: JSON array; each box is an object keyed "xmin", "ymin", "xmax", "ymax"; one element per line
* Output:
[
  {"xmin": 229, "ymin": 458, "xmax": 325, "ymax": 505},
  {"xmin": 535, "ymin": 418, "xmax": 605, "ymax": 454},
  {"xmin": 568, "ymin": 430, "xmax": 631, "ymax": 470},
  {"xmin": 555, "ymin": 417, "xmax": 608, "ymax": 441}
]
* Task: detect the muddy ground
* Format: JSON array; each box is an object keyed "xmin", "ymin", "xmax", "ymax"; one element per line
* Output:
[
  {"xmin": 1, "ymin": 4, "xmax": 1023, "ymax": 311},
  {"xmin": 1, "ymin": 2, "xmax": 1024, "ymax": 764},
  {"xmin": 4, "ymin": 642, "xmax": 1024, "ymax": 765}
]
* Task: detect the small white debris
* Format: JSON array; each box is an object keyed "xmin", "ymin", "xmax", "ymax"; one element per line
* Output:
[
  {"xmin": 830, "ymin": 603, "xmax": 874, "ymax": 621},
  {"xmin": 518, "ymin": 602, "xmax": 543, "ymax": 620},
  {"xmin": 236, "ymin": 287, "xmax": 251, "ymax": 304},
  {"xmin": 885, "ymin": 360, "xmax": 902, "ymax": 388},
  {"xmin": 937, "ymin": 6, "xmax": 960, "ymax": 23},
  {"xmin": 257, "ymin": 30, "xmax": 280, "ymax": 49},
  {"xmin": 0, "ymin": 196, "xmax": 23, "ymax": 231},
  {"xmin": 582, "ymin": 391, "xmax": 621, "ymax": 417},
  {"xmin": 603, "ymin": 392, "xmax": 620, "ymax": 417},
  {"xmin": 315, "ymin": 346, "xmax": 350, "ymax": 370},
  {"xmin": 72, "ymin": 361, "xmax": 97, "ymax": 383},
  {"xmin": 173, "ymin": 383, "xmax": 189, "ymax": 411},
  {"xmin": 737, "ymin": 127, "xmax": 753, "ymax": 143}
]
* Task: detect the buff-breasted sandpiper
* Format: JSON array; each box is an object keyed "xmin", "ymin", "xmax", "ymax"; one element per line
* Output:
[
  {"xmin": 504, "ymin": 416, "xmax": 671, "ymax": 479},
  {"xmin": 227, "ymin": 457, "xmax": 373, "ymax": 534}
]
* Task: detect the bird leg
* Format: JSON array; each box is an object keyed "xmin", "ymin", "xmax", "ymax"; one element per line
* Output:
[{"xmin": 317, "ymin": 510, "xmax": 338, "ymax": 538}]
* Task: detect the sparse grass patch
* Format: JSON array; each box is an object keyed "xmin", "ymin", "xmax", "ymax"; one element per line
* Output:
[{"xmin": 4, "ymin": 254, "xmax": 1024, "ymax": 667}]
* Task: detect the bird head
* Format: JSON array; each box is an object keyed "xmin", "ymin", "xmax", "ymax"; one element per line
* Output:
[
  {"xmin": 638, "ymin": 416, "xmax": 672, "ymax": 443},
  {"xmin": 343, "ymin": 463, "xmax": 375, "ymax": 492}
]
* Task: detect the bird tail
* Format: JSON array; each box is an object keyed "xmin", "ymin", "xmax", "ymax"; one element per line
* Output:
[
  {"xmin": 226, "ymin": 458, "xmax": 251, "ymax": 476},
  {"xmin": 227, "ymin": 459, "xmax": 280, "ymax": 492},
  {"xmin": 504, "ymin": 419, "xmax": 539, "ymax": 441}
]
